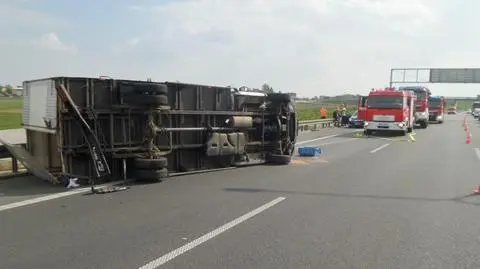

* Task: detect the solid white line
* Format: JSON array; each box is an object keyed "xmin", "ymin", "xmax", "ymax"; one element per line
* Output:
[
  {"xmin": 474, "ymin": 148, "xmax": 480, "ymax": 161},
  {"xmin": 0, "ymin": 131, "xmax": 347, "ymax": 211},
  {"xmin": 137, "ymin": 197, "xmax": 286, "ymax": 269},
  {"xmin": 370, "ymin": 143, "xmax": 391, "ymax": 153},
  {"xmin": 0, "ymin": 185, "xmax": 104, "ymax": 212},
  {"xmin": 296, "ymin": 131, "xmax": 361, "ymax": 145}
]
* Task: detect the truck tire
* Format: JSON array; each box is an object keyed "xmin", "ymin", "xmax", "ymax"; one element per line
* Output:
[
  {"xmin": 267, "ymin": 154, "xmax": 291, "ymax": 165},
  {"xmin": 126, "ymin": 94, "xmax": 169, "ymax": 106},
  {"xmin": 136, "ymin": 168, "xmax": 168, "ymax": 182},
  {"xmin": 267, "ymin": 93, "xmax": 292, "ymax": 103},
  {"xmin": 133, "ymin": 83, "xmax": 168, "ymax": 95},
  {"xmin": 134, "ymin": 157, "xmax": 168, "ymax": 169},
  {"xmin": 407, "ymin": 127, "xmax": 413, "ymax": 133}
]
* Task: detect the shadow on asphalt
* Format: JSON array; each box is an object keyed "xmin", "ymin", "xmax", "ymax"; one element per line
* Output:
[
  {"xmin": 223, "ymin": 187, "xmax": 480, "ymax": 206},
  {"xmin": 0, "ymin": 176, "xmax": 64, "ymax": 197}
]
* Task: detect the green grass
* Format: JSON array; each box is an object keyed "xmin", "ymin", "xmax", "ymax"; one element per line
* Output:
[
  {"xmin": 0, "ymin": 98, "xmax": 23, "ymax": 130},
  {"xmin": 296, "ymin": 103, "xmax": 358, "ymax": 121},
  {"xmin": 455, "ymin": 100, "xmax": 474, "ymax": 111}
]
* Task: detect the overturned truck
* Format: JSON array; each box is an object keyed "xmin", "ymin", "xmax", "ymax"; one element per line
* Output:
[{"xmin": 20, "ymin": 77, "xmax": 298, "ymax": 184}]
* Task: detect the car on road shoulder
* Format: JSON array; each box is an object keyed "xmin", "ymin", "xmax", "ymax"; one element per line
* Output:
[{"xmin": 348, "ymin": 112, "xmax": 365, "ymax": 128}]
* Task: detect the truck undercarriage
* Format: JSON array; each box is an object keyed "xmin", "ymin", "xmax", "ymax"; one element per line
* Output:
[{"xmin": 19, "ymin": 77, "xmax": 298, "ymax": 185}]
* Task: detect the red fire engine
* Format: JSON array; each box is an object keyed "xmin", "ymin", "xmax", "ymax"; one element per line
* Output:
[{"xmin": 364, "ymin": 87, "xmax": 416, "ymax": 136}]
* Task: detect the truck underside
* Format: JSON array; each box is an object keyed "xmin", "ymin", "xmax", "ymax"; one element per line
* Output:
[{"xmin": 20, "ymin": 77, "xmax": 298, "ymax": 185}]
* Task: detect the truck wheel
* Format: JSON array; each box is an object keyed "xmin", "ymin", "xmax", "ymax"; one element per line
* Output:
[
  {"xmin": 136, "ymin": 168, "xmax": 168, "ymax": 182},
  {"xmin": 407, "ymin": 127, "xmax": 413, "ymax": 133},
  {"xmin": 133, "ymin": 83, "xmax": 168, "ymax": 95},
  {"xmin": 126, "ymin": 94, "xmax": 169, "ymax": 106},
  {"xmin": 267, "ymin": 154, "xmax": 291, "ymax": 165},
  {"xmin": 134, "ymin": 157, "xmax": 168, "ymax": 169},
  {"xmin": 267, "ymin": 93, "xmax": 292, "ymax": 103}
]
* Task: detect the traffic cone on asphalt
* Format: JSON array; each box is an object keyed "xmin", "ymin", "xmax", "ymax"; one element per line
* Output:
[
  {"xmin": 466, "ymin": 132, "xmax": 472, "ymax": 144},
  {"xmin": 465, "ymin": 124, "xmax": 469, "ymax": 132}
]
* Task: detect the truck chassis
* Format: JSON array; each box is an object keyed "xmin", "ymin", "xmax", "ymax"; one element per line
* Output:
[{"xmin": 20, "ymin": 77, "xmax": 298, "ymax": 185}]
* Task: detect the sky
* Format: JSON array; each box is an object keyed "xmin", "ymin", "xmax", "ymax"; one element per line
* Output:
[{"xmin": 2, "ymin": 0, "xmax": 480, "ymax": 97}]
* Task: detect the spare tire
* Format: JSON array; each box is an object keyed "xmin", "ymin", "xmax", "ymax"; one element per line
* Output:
[
  {"xmin": 133, "ymin": 83, "xmax": 168, "ymax": 95},
  {"xmin": 267, "ymin": 93, "xmax": 292, "ymax": 103},
  {"xmin": 134, "ymin": 157, "xmax": 168, "ymax": 169},
  {"xmin": 266, "ymin": 154, "xmax": 291, "ymax": 165},
  {"xmin": 136, "ymin": 168, "xmax": 168, "ymax": 182},
  {"xmin": 125, "ymin": 93, "xmax": 169, "ymax": 106}
]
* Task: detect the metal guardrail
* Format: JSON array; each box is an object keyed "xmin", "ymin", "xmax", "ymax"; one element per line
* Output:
[
  {"xmin": 0, "ymin": 119, "xmax": 333, "ymax": 176},
  {"xmin": 298, "ymin": 119, "xmax": 334, "ymax": 132}
]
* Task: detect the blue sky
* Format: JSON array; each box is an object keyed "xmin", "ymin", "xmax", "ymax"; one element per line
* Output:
[{"xmin": 2, "ymin": 0, "xmax": 480, "ymax": 97}]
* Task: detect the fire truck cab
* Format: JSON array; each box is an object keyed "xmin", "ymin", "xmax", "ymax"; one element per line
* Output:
[
  {"xmin": 428, "ymin": 96, "xmax": 445, "ymax": 123},
  {"xmin": 364, "ymin": 88, "xmax": 415, "ymax": 136},
  {"xmin": 398, "ymin": 86, "xmax": 431, "ymax": 129}
]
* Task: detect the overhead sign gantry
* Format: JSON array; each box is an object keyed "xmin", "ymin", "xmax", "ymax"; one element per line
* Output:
[{"xmin": 389, "ymin": 68, "xmax": 480, "ymax": 87}]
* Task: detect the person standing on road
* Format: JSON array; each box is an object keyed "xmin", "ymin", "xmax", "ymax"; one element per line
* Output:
[{"xmin": 333, "ymin": 107, "xmax": 339, "ymax": 127}]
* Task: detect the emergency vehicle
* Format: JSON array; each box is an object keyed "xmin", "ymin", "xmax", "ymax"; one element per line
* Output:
[
  {"xmin": 398, "ymin": 86, "xmax": 431, "ymax": 128},
  {"xmin": 364, "ymin": 88, "xmax": 415, "ymax": 136},
  {"xmin": 428, "ymin": 96, "xmax": 445, "ymax": 123}
]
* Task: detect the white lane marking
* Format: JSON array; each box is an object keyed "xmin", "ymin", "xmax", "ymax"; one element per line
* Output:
[
  {"xmin": 0, "ymin": 131, "xmax": 345, "ymax": 211},
  {"xmin": 0, "ymin": 185, "xmax": 106, "ymax": 212},
  {"xmin": 138, "ymin": 197, "xmax": 286, "ymax": 269},
  {"xmin": 370, "ymin": 143, "xmax": 391, "ymax": 153},
  {"xmin": 474, "ymin": 148, "xmax": 480, "ymax": 160},
  {"xmin": 296, "ymin": 131, "xmax": 361, "ymax": 145}
]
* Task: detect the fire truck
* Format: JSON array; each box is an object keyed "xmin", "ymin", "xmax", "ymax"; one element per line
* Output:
[
  {"xmin": 428, "ymin": 96, "xmax": 445, "ymax": 123},
  {"xmin": 398, "ymin": 86, "xmax": 431, "ymax": 128},
  {"xmin": 364, "ymin": 88, "xmax": 415, "ymax": 136},
  {"xmin": 357, "ymin": 95, "xmax": 368, "ymax": 121}
]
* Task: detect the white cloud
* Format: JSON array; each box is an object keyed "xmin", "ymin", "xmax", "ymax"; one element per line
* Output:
[
  {"xmin": 35, "ymin": 32, "xmax": 77, "ymax": 53},
  {"xmin": 4, "ymin": 0, "xmax": 480, "ymax": 97}
]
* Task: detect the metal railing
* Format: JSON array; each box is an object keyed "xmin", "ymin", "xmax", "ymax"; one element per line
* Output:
[{"xmin": 298, "ymin": 119, "xmax": 334, "ymax": 132}]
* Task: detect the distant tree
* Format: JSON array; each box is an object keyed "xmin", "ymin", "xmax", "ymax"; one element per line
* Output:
[
  {"xmin": 4, "ymin": 84, "xmax": 13, "ymax": 94},
  {"xmin": 261, "ymin": 83, "xmax": 274, "ymax": 93}
]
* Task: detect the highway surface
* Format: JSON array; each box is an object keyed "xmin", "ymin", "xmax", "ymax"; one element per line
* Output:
[{"xmin": 2, "ymin": 114, "xmax": 480, "ymax": 269}]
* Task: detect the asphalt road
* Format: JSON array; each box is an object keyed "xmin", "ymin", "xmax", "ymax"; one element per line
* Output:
[{"xmin": 2, "ymin": 114, "xmax": 480, "ymax": 269}]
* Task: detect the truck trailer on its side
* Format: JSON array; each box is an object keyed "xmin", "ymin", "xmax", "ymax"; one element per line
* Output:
[{"xmin": 13, "ymin": 77, "xmax": 298, "ymax": 185}]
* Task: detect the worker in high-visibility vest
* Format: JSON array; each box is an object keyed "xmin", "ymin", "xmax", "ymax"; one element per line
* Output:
[{"xmin": 320, "ymin": 107, "xmax": 327, "ymax": 119}]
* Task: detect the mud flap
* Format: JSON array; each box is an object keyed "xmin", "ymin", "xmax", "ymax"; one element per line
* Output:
[{"xmin": 0, "ymin": 138, "xmax": 58, "ymax": 184}]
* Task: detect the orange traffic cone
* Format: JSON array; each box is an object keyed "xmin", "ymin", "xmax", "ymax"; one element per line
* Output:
[{"xmin": 466, "ymin": 132, "xmax": 472, "ymax": 144}]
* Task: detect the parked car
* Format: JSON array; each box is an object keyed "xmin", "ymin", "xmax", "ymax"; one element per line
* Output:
[{"xmin": 348, "ymin": 112, "xmax": 365, "ymax": 128}]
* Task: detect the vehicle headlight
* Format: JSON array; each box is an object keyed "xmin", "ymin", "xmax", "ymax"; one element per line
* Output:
[
  {"xmin": 364, "ymin": 121, "xmax": 369, "ymax": 126},
  {"xmin": 398, "ymin": 123, "xmax": 404, "ymax": 127}
]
